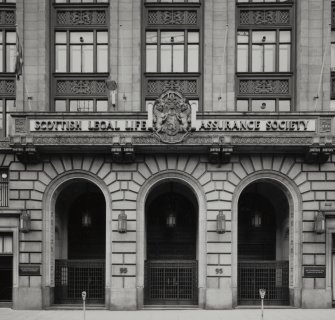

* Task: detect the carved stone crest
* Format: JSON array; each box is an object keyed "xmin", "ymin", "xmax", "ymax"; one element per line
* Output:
[{"xmin": 152, "ymin": 90, "xmax": 192, "ymax": 143}]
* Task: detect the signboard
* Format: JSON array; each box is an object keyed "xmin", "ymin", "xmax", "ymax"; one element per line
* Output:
[
  {"xmin": 19, "ymin": 264, "xmax": 41, "ymax": 276},
  {"xmin": 29, "ymin": 118, "xmax": 317, "ymax": 133},
  {"xmin": 303, "ymin": 266, "xmax": 326, "ymax": 278}
]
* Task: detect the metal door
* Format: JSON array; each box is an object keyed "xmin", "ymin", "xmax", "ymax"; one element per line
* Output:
[
  {"xmin": 145, "ymin": 260, "xmax": 198, "ymax": 305},
  {"xmin": 55, "ymin": 259, "xmax": 105, "ymax": 304},
  {"xmin": 238, "ymin": 260, "xmax": 289, "ymax": 305}
]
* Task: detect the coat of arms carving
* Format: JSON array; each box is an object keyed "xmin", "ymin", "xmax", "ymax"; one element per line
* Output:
[{"xmin": 152, "ymin": 90, "xmax": 192, "ymax": 143}]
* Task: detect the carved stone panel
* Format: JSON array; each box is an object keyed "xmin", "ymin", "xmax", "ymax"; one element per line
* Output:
[
  {"xmin": 15, "ymin": 118, "xmax": 26, "ymax": 134},
  {"xmin": 0, "ymin": 10, "xmax": 16, "ymax": 25},
  {"xmin": 0, "ymin": 80, "xmax": 15, "ymax": 96},
  {"xmin": 147, "ymin": 80, "xmax": 197, "ymax": 97},
  {"xmin": 148, "ymin": 10, "xmax": 197, "ymax": 25},
  {"xmin": 56, "ymin": 10, "xmax": 107, "ymax": 25},
  {"xmin": 56, "ymin": 80, "xmax": 106, "ymax": 96},
  {"xmin": 240, "ymin": 10, "xmax": 290, "ymax": 25},
  {"xmin": 152, "ymin": 90, "xmax": 192, "ymax": 144},
  {"xmin": 239, "ymin": 79, "xmax": 289, "ymax": 95}
]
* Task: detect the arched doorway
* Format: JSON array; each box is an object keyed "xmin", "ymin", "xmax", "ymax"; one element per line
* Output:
[
  {"xmin": 54, "ymin": 180, "xmax": 106, "ymax": 304},
  {"xmin": 238, "ymin": 180, "xmax": 290, "ymax": 305},
  {"xmin": 144, "ymin": 181, "xmax": 198, "ymax": 305}
]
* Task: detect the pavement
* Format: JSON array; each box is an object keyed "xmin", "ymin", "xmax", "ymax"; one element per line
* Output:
[{"xmin": 1, "ymin": 308, "xmax": 335, "ymax": 320}]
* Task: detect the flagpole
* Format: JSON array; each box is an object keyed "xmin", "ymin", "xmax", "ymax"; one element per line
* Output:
[
  {"xmin": 314, "ymin": 23, "xmax": 331, "ymax": 111},
  {"xmin": 15, "ymin": 23, "xmax": 32, "ymax": 111}
]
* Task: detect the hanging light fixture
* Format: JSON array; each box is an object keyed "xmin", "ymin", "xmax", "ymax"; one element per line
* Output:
[
  {"xmin": 251, "ymin": 211, "xmax": 262, "ymax": 228},
  {"xmin": 81, "ymin": 210, "xmax": 92, "ymax": 228},
  {"xmin": 314, "ymin": 211, "xmax": 325, "ymax": 234},
  {"xmin": 81, "ymin": 186, "xmax": 92, "ymax": 228},
  {"xmin": 166, "ymin": 183, "xmax": 177, "ymax": 228}
]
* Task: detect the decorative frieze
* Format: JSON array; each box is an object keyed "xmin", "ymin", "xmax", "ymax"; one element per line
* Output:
[
  {"xmin": 148, "ymin": 10, "xmax": 197, "ymax": 25},
  {"xmin": 239, "ymin": 79, "xmax": 289, "ymax": 95},
  {"xmin": 147, "ymin": 80, "xmax": 197, "ymax": 96},
  {"xmin": 56, "ymin": 10, "xmax": 107, "ymax": 25},
  {"xmin": 0, "ymin": 10, "xmax": 15, "ymax": 25},
  {"xmin": 240, "ymin": 10, "xmax": 290, "ymax": 25},
  {"xmin": 56, "ymin": 80, "xmax": 106, "ymax": 96},
  {"xmin": 0, "ymin": 80, "xmax": 15, "ymax": 96}
]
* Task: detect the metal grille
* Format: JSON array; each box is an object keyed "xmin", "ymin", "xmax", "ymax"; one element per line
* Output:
[
  {"xmin": 238, "ymin": 260, "xmax": 289, "ymax": 305},
  {"xmin": 145, "ymin": 260, "xmax": 198, "ymax": 305},
  {"xmin": 55, "ymin": 259, "xmax": 105, "ymax": 304},
  {"xmin": 0, "ymin": 169, "xmax": 9, "ymax": 207}
]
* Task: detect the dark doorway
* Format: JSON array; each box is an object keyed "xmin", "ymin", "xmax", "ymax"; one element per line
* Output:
[
  {"xmin": 145, "ymin": 182, "xmax": 198, "ymax": 305},
  {"xmin": 0, "ymin": 256, "xmax": 12, "ymax": 302},
  {"xmin": 238, "ymin": 181, "xmax": 290, "ymax": 306},
  {"xmin": 54, "ymin": 181, "xmax": 106, "ymax": 304}
]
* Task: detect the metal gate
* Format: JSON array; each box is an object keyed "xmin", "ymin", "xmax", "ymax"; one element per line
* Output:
[
  {"xmin": 238, "ymin": 260, "xmax": 289, "ymax": 305},
  {"xmin": 145, "ymin": 260, "xmax": 198, "ymax": 305},
  {"xmin": 55, "ymin": 259, "xmax": 105, "ymax": 304}
]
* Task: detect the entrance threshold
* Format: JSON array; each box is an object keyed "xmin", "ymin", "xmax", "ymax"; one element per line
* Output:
[
  {"xmin": 235, "ymin": 305, "xmax": 296, "ymax": 309},
  {"xmin": 143, "ymin": 305, "xmax": 200, "ymax": 310},
  {"xmin": 48, "ymin": 304, "xmax": 107, "ymax": 310}
]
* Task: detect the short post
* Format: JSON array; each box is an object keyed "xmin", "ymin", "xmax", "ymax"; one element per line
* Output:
[
  {"xmin": 82, "ymin": 291, "xmax": 86, "ymax": 320},
  {"xmin": 259, "ymin": 288, "xmax": 266, "ymax": 320}
]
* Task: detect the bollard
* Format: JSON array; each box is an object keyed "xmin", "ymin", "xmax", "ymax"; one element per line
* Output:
[
  {"xmin": 82, "ymin": 291, "xmax": 87, "ymax": 320},
  {"xmin": 259, "ymin": 288, "xmax": 266, "ymax": 320}
]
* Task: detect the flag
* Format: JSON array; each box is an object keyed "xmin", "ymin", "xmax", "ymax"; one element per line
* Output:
[{"xmin": 15, "ymin": 30, "xmax": 23, "ymax": 80}]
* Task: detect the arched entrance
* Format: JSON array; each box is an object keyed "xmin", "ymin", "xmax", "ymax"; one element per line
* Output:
[
  {"xmin": 238, "ymin": 180, "xmax": 290, "ymax": 305},
  {"xmin": 54, "ymin": 180, "xmax": 106, "ymax": 304},
  {"xmin": 144, "ymin": 181, "xmax": 198, "ymax": 305}
]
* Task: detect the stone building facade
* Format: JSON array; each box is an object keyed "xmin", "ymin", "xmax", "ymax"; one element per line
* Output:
[{"xmin": 0, "ymin": 0, "xmax": 334, "ymax": 311}]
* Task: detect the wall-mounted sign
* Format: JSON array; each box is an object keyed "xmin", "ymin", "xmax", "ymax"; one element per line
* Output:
[
  {"xmin": 19, "ymin": 264, "xmax": 41, "ymax": 276},
  {"xmin": 303, "ymin": 266, "xmax": 326, "ymax": 278},
  {"xmin": 29, "ymin": 118, "xmax": 317, "ymax": 133}
]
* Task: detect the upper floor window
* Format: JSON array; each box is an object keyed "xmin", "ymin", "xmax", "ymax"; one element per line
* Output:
[
  {"xmin": 237, "ymin": 0, "xmax": 290, "ymax": 2},
  {"xmin": 52, "ymin": 0, "xmax": 109, "ymax": 112},
  {"xmin": 237, "ymin": 30, "xmax": 291, "ymax": 73},
  {"xmin": 0, "ymin": 168, "xmax": 9, "ymax": 207},
  {"xmin": 55, "ymin": 31, "xmax": 108, "ymax": 73},
  {"xmin": 146, "ymin": 31, "xmax": 199, "ymax": 73},
  {"xmin": 143, "ymin": 0, "xmax": 202, "ymax": 110},
  {"xmin": 55, "ymin": 0, "xmax": 108, "ymax": 3},
  {"xmin": 0, "ymin": 31, "xmax": 16, "ymax": 73},
  {"xmin": 145, "ymin": 0, "xmax": 199, "ymax": 2},
  {"xmin": 236, "ymin": 0, "xmax": 294, "ymax": 112},
  {"xmin": 0, "ymin": 1, "xmax": 16, "ymax": 137}
]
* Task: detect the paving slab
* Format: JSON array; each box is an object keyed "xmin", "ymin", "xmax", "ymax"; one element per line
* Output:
[{"xmin": 0, "ymin": 308, "xmax": 335, "ymax": 320}]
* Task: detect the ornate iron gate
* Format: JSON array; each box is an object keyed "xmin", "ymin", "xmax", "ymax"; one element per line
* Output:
[
  {"xmin": 145, "ymin": 260, "xmax": 198, "ymax": 305},
  {"xmin": 55, "ymin": 259, "xmax": 105, "ymax": 304},
  {"xmin": 238, "ymin": 260, "xmax": 289, "ymax": 305}
]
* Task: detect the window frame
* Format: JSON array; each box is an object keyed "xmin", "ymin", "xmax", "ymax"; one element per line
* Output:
[
  {"xmin": 51, "ymin": 1, "xmax": 110, "ymax": 112},
  {"xmin": 235, "ymin": 0, "xmax": 295, "ymax": 113},
  {"xmin": 142, "ymin": 0, "xmax": 203, "ymax": 111}
]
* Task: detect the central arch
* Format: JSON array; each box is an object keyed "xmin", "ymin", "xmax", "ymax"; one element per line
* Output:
[{"xmin": 136, "ymin": 171, "xmax": 207, "ymax": 308}]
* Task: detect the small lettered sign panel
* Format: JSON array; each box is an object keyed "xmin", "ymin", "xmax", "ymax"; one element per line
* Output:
[
  {"xmin": 303, "ymin": 266, "xmax": 326, "ymax": 278},
  {"xmin": 19, "ymin": 264, "xmax": 41, "ymax": 276}
]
